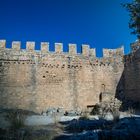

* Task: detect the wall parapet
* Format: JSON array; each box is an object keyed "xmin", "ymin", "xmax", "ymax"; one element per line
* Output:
[
  {"xmin": 103, "ymin": 46, "xmax": 124, "ymax": 58},
  {"xmin": 0, "ymin": 40, "xmax": 124, "ymax": 58}
]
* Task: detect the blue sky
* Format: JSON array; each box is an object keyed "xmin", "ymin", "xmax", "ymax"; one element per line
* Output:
[{"xmin": 0, "ymin": 0, "xmax": 137, "ymax": 57}]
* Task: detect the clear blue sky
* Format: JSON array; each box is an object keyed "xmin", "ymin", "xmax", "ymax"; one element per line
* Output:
[{"xmin": 0, "ymin": 0, "xmax": 137, "ymax": 57}]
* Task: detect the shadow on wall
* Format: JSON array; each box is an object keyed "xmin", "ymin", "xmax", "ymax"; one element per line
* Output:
[{"xmin": 115, "ymin": 41, "xmax": 140, "ymax": 112}]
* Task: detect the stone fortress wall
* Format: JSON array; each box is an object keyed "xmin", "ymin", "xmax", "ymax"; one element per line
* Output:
[
  {"xmin": 0, "ymin": 40, "xmax": 125, "ymax": 113},
  {"xmin": 120, "ymin": 41, "xmax": 140, "ymax": 103}
]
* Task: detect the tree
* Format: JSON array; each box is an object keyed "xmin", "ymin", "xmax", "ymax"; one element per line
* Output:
[{"xmin": 123, "ymin": 0, "xmax": 140, "ymax": 39}]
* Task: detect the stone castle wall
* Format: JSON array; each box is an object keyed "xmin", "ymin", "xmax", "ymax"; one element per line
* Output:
[
  {"xmin": 0, "ymin": 40, "xmax": 124, "ymax": 113},
  {"xmin": 120, "ymin": 41, "xmax": 140, "ymax": 102}
]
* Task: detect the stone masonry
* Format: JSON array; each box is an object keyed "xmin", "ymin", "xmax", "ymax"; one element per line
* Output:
[
  {"xmin": 121, "ymin": 41, "xmax": 140, "ymax": 102},
  {"xmin": 0, "ymin": 40, "xmax": 125, "ymax": 113}
]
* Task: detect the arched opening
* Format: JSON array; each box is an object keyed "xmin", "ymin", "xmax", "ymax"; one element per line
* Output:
[{"xmin": 99, "ymin": 92, "xmax": 102, "ymax": 102}]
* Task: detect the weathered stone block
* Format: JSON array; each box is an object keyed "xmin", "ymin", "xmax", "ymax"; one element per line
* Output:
[
  {"xmin": 41, "ymin": 42, "xmax": 49, "ymax": 52},
  {"xmin": 89, "ymin": 48, "xmax": 96, "ymax": 57},
  {"xmin": 55, "ymin": 43, "xmax": 63, "ymax": 53},
  {"xmin": 82, "ymin": 44, "xmax": 89, "ymax": 56},
  {"xmin": 0, "ymin": 40, "xmax": 6, "ymax": 49},
  {"xmin": 12, "ymin": 41, "xmax": 21, "ymax": 51},
  {"xmin": 26, "ymin": 41, "xmax": 35, "ymax": 51},
  {"xmin": 69, "ymin": 44, "xmax": 77, "ymax": 54}
]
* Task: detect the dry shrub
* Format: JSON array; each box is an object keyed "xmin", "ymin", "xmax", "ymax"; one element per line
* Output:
[
  {"xmin": 6, "ymin": 110, "xmax": 26, "ymax": 130},
  {"xmin": 90, "ymin": 104, "xmax": 100, "ymax": 115},
  {"xmin": 111, "ymin": 108, "xmax": 120, "ymax": 123}
]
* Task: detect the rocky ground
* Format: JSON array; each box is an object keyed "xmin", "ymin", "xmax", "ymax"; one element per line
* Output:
[
  {"xmin": 1, "ymin": 108, "xmax": 140, "ymax": 140},
  {"xmin": 55, "ymin": 116, "xmax": 140, "ymax": 140},
  {"xmin": 1, "ymin": 116, "xmax": 140, "ymax": 140}
]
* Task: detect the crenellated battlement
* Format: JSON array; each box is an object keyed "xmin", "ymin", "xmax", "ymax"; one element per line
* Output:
[
  {"xmin": 0, "ymin": 40, "xmax": 124, "ymax": 59},
  {"xmin": 103, "ymin": 47, "xmax": 124, "ymax": 57}
]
